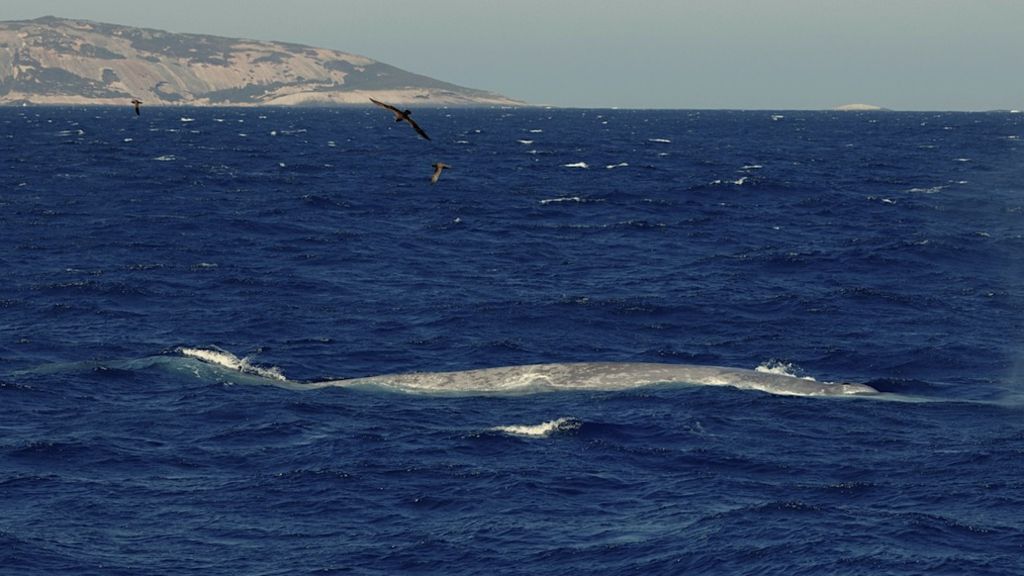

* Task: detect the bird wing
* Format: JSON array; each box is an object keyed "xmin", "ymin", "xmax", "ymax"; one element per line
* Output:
[
  {"xmin": 369, "ymin": 98, "xmax": 401, "ymax": 114},
  {"xmin": 405, "ymin": 117, "xmax": 431, "ymax": 141}
]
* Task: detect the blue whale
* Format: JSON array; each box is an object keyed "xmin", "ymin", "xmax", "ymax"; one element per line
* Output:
[{"xmin": 310, "ymin": 362, "xmax": 878, "ymax": 397}]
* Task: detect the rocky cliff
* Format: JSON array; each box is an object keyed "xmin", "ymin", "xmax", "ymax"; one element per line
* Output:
[{"xmin": 0, "ymin": 16, "xmax": 523, "ymax": 106}]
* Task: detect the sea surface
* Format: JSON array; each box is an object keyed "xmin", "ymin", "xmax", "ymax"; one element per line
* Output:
[{"xmin": 2, "ymin": 106, "xmax": 1023, "ymax": 575}]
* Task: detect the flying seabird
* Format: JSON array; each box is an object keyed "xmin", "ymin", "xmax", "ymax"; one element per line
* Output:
[
  {"xmin": 431, "ymin": 162, "xmax": 450, "ymax": 184},
  {"xmin": 370, "ymin": 98, "xmax": 430, "ymax": 140},
  {"xmin": 131, "ymin": 98, "xmax": 142, "ymax": 116}
]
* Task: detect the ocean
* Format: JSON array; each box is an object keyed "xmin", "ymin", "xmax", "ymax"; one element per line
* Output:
[{"xmin": 2, "ymin": 106, "xmax": 1023, "ymax": 575}]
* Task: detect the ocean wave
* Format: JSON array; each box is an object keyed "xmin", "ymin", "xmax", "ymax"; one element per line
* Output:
[
  {"xmin": 490, "ymin": 417, "xmax": 581, "ymax": 438},
  {"xmin": 539, "ymin": 196, "xmax": 595, "ymax": 205},
  {"xmin": 710, "ymin": 176, "xmax": 749, "ymax": 186},
  {"xmin": 563, "ymin": 162, "xmax": 589, "ymax": 169},
  {"xmin": 906, "ymin": 185, "xmax": 947, "ymax": 194}
]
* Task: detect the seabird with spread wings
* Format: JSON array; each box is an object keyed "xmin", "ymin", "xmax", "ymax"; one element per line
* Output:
[
  {"xmin": 370, "ymin": 98, "xmax": 430, "ymax": 141},
  {"xmin": 431, "ymin": 162, "xmax": 450, "ymax": 184}
]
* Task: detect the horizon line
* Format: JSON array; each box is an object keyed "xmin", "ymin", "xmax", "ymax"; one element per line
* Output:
[{"xmin": 1, "ymin": 102, "xmax": 1021, "ymax": 113}]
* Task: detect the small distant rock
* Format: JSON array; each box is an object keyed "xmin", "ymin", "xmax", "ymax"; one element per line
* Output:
[{"xmin": 833, "ymin": 103, "xmax": 890, "ymax": 112}]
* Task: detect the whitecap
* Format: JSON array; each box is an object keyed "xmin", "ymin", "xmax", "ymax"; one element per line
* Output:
[
  {"xmin": 517, "ymin": 139, "xmax": 534, "ymax": 145},
  {"xmin": 711, "ymin": 176, "xmax": 748, "ymax": 186},
  {"xmin": 491, "ymin": 417, "xmax": 581, "ymax": 438},
  {"xmin": 153, "ymin": 155, "xmax": 176, "ymax": 161},
  {"xmin": 540, "ymin": 196, "xmax": 583, "ymax": 205},
  {"xmin": 605, "ymin": 162, "xmax": 629, "ymax": 169},
  {"xmin": 529, "ymin": 129, "xmax": 544, "ymax": 133},
  {"xmin": 563, "ymin": 162, "xmax": 589, "ymax": 169},
  {"xmin": 180, "ymin": 117, "xmax": 195, "ymax": 122},
  {"xmin": 741, "ymin": 164, "xmax": 763, "ymax": 170},
  {"xmin": 648, "ymin": 138, "xmax": 671, "ymax": 143},
  {"xmin": 907, "ymin": 185, "xmax": 946, "ymax": 194}
]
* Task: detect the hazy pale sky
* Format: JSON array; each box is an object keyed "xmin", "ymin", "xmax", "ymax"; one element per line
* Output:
[{"xmin": 5, "ymin": 0, "xmax": 1023, "ymax": 110}]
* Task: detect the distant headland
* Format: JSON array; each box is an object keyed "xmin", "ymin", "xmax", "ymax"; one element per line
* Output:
[{"xmin": 0, "ymin": 16, "xmax": 525, "ymax": 107}]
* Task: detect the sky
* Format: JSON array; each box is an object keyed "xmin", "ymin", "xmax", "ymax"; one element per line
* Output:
[{"xmin": 4, "ymin": 0, "xmax": 1024, "ymax": 110}]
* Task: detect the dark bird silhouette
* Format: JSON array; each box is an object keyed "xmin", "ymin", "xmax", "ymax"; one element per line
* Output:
[
  {"xmin": 131, "ymin": 98, "xmax": 142, "ymax": 116},
  {"xmin": 431, "ymin": 162, "xmax": 450, "ymax": 184},
  {"xmin": 370, "ymin": 98, "xmax": 430, "ymax": 140}
]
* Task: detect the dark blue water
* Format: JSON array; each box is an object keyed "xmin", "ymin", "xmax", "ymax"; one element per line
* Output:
[{"xmin": 2, "ymin": 106, "xmax": 1023, "ymax": 575}]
